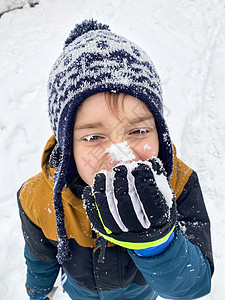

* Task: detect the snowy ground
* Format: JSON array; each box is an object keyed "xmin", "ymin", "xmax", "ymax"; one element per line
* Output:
[
  {"xmin": 0, "ymin": 0, "xmax": 39, "ymax": 16},
  {"xmin": 0, "ymin": 0, "xmax": 225, "ymax": 299}
]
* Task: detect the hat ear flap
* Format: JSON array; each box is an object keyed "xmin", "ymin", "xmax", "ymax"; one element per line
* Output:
[
  {"xmin": 53, "ymin": 155, "xmax": 72, "ymax": 264},
  {"xmin": 53, "ymin": 191, "xmax": 72, "ymax": 264}
]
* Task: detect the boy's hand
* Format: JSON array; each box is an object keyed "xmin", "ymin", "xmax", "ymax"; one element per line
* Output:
[{"xmin": 82, "ymin": 158, "xmax": 177, "ymax": 249}]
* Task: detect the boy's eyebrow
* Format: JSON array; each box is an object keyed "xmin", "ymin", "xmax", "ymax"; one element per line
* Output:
[
  {"xmin": 127, "ymin": 115, "xmax": 154, "ymax": 126},
  {"xmin": 74, "ymin": 115, "xmax": 154, "ymax": 130},
  {"xmin": 74, "ymin": 122, "xmax": 104, "ymax": 130}
]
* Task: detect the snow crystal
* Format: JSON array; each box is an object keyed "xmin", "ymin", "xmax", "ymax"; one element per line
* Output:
[
  {"xmin": 143, "ymin": 144, "xmax": 151, "ymax": 152},
  {"xmin": 105, "ymin": 141, "xmax": 135, "ymax": 163},
  {"xmin": 85, "ymin": 134, "xmax": 96, "ymax": 142}
]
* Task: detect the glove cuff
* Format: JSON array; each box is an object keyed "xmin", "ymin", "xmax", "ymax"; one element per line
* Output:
[
  {"xmin": 99, "ymin": 225, "xmax": 176, "ymax": 250},
  {"xmin": 134, "ymin": 231, "xmax": 175, "ymax": 257}
]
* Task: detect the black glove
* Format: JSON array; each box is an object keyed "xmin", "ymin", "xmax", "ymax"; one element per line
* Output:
[{"xmin": 83, "ymin": 158, "xmax": 177, "ymax": 249}]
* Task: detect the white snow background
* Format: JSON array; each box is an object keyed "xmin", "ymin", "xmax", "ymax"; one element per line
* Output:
[{"xmin": 0, "ymin": 0, "xmax": 225, "ymax": 298}]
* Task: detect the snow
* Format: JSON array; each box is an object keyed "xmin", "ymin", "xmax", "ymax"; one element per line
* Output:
[
  {"xmin": 0, "ymin": 0, "xmax": 39, "ymax": 15},
  {"xmin": 147, "ymin": 161, "xmax": 174, "ymax": 209},
  {"xmin": 105, "ymin": 141, "xmax": 135, "ymax": 163},
  {"xmin": 0, "ymin": 0, "xmax": 225, "ymax": 298},
  {"xmin": 143, "ymin": 144, "xmax": 151, "ymax": 152}
]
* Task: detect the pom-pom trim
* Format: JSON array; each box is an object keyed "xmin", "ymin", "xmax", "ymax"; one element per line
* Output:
[{"xmin": 64, "ymin": 19, "xmax": 110, "ymax": 48}]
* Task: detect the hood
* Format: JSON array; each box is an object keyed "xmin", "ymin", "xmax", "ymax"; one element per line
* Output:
[{"xmin": 41, "ymin": 135, "xmax": 85, "ymax": 212}]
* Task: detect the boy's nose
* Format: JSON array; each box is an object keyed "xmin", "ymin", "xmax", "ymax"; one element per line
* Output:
[
  {"xmin": 100, "ymin": 145, "xmax": 126, "ymax": 171},
  {"xmin": 103, "ymin": 141, "xmax": 136, "ymax": 170}
]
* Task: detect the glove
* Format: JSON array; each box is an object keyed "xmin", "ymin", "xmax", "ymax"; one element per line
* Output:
[{"xmin": 82, "ymin": 158, "xmax": 177, "ymax": 250}]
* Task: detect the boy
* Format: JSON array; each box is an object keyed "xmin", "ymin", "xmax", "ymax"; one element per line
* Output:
[{"xmin": 18, "ymin": 19, "xmax": 213, "ymax": 299}]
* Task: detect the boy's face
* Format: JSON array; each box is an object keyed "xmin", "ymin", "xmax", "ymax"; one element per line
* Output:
[{"xmin": 73, "ymin": 93, "xmax": 159, "ymax": 185}]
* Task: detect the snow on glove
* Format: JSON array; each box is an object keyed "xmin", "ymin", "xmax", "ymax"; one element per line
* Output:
[{"xmin": 82, "ymin": 158, "xmax": 177, "ymax": 249}]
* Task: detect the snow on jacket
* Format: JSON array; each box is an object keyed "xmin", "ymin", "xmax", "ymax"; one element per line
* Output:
[{"xmin": 17, "ymin": 135, "xmax": 213, "ymax": 299}]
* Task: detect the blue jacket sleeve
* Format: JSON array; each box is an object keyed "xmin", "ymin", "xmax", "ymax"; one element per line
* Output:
[
  {"xmin": 25, "ymin": 246, "xmax": 60, "ymax": 299},
  {"xmin": 128, "ymin": 231, "xmax": 211, "ymax": 299}
]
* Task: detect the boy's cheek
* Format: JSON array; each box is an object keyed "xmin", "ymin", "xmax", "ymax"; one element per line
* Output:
[
  {"xmin": 132, "ymin": 141, "xmax": 159, "ymax": 162},
  {"xmin": 74, "ymin": 149, "xmax": 106, "ymax": 184}
]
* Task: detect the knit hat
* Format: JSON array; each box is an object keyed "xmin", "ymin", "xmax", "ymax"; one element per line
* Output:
[{"xmin": 47, "ymin": 19, "xmax": 173, "ymax": 264}]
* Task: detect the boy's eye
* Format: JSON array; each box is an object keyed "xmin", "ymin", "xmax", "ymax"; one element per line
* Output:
[
  {"xmin": 129, "ymin": 128, "xmax": 150, "ymax": 136},
  {"xmin": 83, "ymin": 135, "xmax": 103, "ymax": 142}
]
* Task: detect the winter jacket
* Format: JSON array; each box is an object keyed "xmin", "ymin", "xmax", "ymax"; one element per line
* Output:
[{"xmin": 17, "ymin": 135, "xmax": 213, "ymax": 299}]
